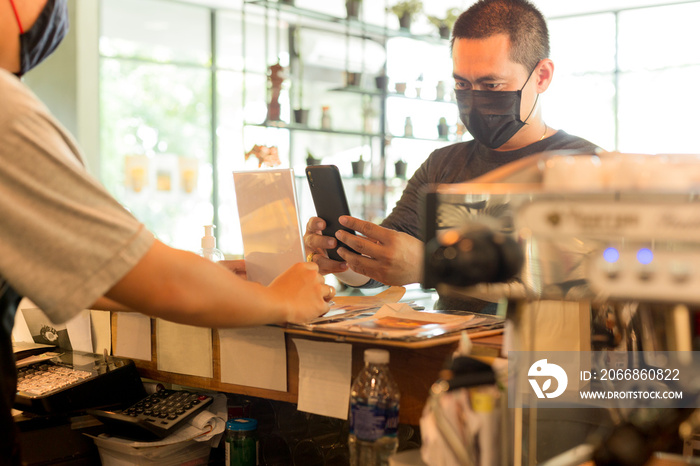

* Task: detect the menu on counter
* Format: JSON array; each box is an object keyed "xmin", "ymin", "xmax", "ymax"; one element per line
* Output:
[{"xmin": 291, "ymin": 300, "xmax": 503, "ymax": 342}]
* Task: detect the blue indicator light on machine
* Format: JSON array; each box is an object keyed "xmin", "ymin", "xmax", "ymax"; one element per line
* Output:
[
  {"xmin": 603, "ymin": 247, "xmax": 619, "ymax": 263},
  {"xmin": 637, "ymin": 248, "xmax": 653, "ymax": 265}
]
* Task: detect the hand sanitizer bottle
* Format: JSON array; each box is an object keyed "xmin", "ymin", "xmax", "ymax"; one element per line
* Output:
[{"xmin": 198, "ymin": 225, "xmax": 224, "ymax": 262}]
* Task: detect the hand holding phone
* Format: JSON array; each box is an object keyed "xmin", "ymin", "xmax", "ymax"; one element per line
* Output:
[{"xmin": 305, "ymin": 165, "xmax": 358, "ymax": 261}]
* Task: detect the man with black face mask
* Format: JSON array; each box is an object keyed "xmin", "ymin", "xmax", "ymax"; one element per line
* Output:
[
  {"xmin": 1, "ymin": 2, "xmax": 335, "ymax": 463},
  {"xmin": 303, "ymin": 0, "xmax": 599, "ymax": 310}
]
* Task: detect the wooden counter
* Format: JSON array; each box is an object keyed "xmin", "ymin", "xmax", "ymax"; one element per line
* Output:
[{"xmin": 112, "ymin": 315, "xmax": 502, "ymax": 426}]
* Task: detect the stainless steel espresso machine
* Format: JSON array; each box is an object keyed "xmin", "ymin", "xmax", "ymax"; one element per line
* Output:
[{"xmin": 422, "ymin": 152, "xmax": 700, "ymax": 465}]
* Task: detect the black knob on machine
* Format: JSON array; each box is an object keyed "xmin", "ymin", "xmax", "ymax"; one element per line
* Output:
[{"xmin": 425, "ymin": 229, "xmax": 523, "ymax": 288}]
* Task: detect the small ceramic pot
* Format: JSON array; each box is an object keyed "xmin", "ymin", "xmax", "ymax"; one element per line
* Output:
[
  {"xmin": 351, "ymin": 160, "xmax": 366, "ymax": 177},
  {"xmin": 395, "ymin": 160, "xmax": 407, "ymax": 179},
  {"xmin": 294, "ymin": 108, "xmax": 309, "ymax": 126}
]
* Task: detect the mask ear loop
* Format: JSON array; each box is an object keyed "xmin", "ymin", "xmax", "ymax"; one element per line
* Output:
[
  {"xmin": 522, "ymin": 93, "xmax": 539, "ymax": 124},
  {"xmin": 9, "ymin": 0, "xmax": 25, "ymax": 34},
  {"xmin": 520, "ymin": 61, "xmax": 542, "ymax": 125}
]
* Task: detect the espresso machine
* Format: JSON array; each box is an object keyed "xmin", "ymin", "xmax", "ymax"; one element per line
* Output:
[{"xmin": 422, "ymin": 152, "xmax": 700, "ymax": 465}]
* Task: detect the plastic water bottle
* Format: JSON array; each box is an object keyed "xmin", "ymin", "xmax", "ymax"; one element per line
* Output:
[{"xmin": 348, "ymin": 349, "xmax": 400, "ymax": 466}]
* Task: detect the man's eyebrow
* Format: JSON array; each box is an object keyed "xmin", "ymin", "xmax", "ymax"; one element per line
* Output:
[{"xmin": 452, "ymin": 72, "xmax": 505, "ymax": 83}]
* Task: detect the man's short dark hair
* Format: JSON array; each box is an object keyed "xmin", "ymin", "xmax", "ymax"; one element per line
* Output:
[{"xmin": 451, "ymin": 0, "xmax": 550, "ymax": 72}]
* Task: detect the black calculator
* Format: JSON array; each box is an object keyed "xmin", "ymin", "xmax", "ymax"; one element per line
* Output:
[{"xmin": 88, "ymin": 389, "xmax": 213, "ymax": 440}]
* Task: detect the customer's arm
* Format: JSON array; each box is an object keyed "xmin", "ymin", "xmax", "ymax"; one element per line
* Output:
[{"xmin": 99, "ymin": 240, "xmax": 333, "ymax": 327}]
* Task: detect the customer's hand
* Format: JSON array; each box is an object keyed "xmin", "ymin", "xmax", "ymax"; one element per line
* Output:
[
  {"xmin": 267, "ymin": 262, "xmax": 335, "ymax": 323},
  {"xmin": 219, "ymin": 259, "xmax": 247, "ymax": 279},
  {"xmin": 335, "ymin": 216, "xmax": 424, "ymax": 286},
  {"xmin": 303, "ymin": 216, "xmax": 350, "ymax": 275}
]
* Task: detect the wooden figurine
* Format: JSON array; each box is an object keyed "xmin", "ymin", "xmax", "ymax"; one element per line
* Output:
[{"xmin": 267, "ymin": 62, "xmax": 284, "ymax": 122}]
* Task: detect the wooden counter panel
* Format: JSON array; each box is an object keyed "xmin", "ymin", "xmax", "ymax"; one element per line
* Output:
[
  {"xmin": 111, "ymin": 314, "xmax": 499, "ymax": 425},
  {"xmin": 113, "ymin": 316, "xmax": 299, "ymax": 404}
]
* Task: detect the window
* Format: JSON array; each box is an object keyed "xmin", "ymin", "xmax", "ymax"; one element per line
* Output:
[
  {"xmin": 100, "ymin": 0, "xmax": 214, "ymax": 251},
  {"xmin": 545, "ymin": 13, "xmax": 617, "ymax": 150},
  {"xmin": 546, "ymin": 2, "xmax": 700, "ymax": 153},
  {"xmin": 99, "ymin": 0, "xmax": 700, "ymax": 256},
  {"xmin": 617, "ymin": 3, "xmax": 700, "ymax": 153}
]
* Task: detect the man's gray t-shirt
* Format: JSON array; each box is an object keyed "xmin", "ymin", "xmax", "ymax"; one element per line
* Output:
[
  {"xmin": 383, "ymin": 131, "xmax": 598, "ymax": 240},
  {"xmin": 379, "ymin": 131, "xmax": 599, "ymax": 311},
  {"xmin": 0, "ymin": 70, "xmax": 154, "ymax": 323}
]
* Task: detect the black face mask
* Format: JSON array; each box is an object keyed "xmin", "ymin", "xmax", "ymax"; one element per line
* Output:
[
  {"xmin": 11, "ymin": 0, "xmax": 69, "ymax": 77},
  {"xmin": 455, "ymin": 67, "xmax": 538, "ymax": 149}
]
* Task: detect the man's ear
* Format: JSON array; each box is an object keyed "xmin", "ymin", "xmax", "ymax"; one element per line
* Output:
[{"xmin": 535, "ymin": 58, "xmax": 554, "ymax": 93}]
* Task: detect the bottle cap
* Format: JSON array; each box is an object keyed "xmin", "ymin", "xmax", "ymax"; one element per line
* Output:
[
  {"xmin": 226, "ymin": 418, "xmax": 258, "ymax": 431},
  {"xmin": 202, "ymin": 225, "xmax": 216, "ymax": 248},
  {"xmin": 364, "ymin": 348, "xmax": 389, "ymax": 364}
]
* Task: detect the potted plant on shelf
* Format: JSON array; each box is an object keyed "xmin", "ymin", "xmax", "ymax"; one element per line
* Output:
[
  {"xmin": 293, "ymin": 82, "xmax": 309, "ymax": 126},
  {"xmin": 292, "ymin": 30, "xmax": 309, "ymax": 126},
  {"xmin": 414, "ymin": 73, "xmax": 423, "ymax": 98},
  {"xmin": 351, "ymin": 155, "xmax": 367, "ymax": 177},
  {"xmin": 427, "ymin": 8, "xmax": 459, "ymax": 40},
  {"xmin": 346, "ymin": 0, "xmax": 361, "ymax": 20},
  {"xmin": 437, "ymin": 117, "xmax": 449, "ymax": 139},
  {"xmin": 345, "ymin": 70, "xmax": 362, "ymax": 88},
  {"xmin": 394, "ymin": 159, "xmax": 408, "ymax": 179},
  {"xmin": 375, "ymin": 69, "xmax": 388, "ymax": 92},
  {"xmin": 362, "ymin": 96, "xmax": 377, "ymax": 133},
  {"xmin": 388, "ymin": 0, "xmax": 423, "ymax": 31},
  {"xmin": 306, "ymin": 149, "xmax": 321, "ymax": 167}
]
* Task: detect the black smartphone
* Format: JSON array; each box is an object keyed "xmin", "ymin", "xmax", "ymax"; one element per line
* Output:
[{"xmin": 305, "ymin": 165, "xmax": 358, "ymax": 261}]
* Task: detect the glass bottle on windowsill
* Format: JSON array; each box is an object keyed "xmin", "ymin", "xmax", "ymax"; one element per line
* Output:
[
  {"xmin": 321, "ymin": 106, "xmax": 332, "ymax": 130},
  {"xmin": 403, "ymin": 117, "xmax": 413, "ymax": 138}
]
